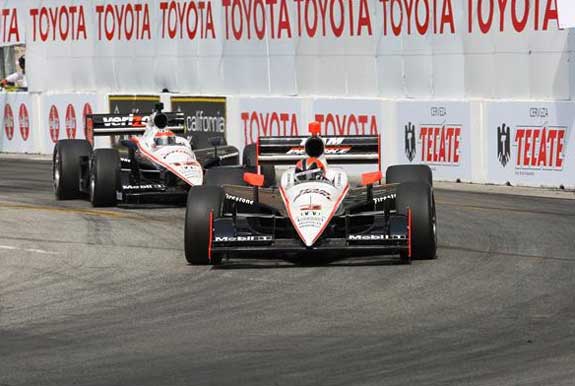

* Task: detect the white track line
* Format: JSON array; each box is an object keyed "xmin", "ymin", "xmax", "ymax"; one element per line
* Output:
[{"xmin": 0, "ymin": 245, "xmax": 59, "ymax": 255}]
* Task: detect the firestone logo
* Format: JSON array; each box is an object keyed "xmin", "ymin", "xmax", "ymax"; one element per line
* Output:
[
  {"xmin": 19, "ymin": 104, "xmax": 29, "ymax": 141},
  {"xmin": 49, "ymin": 105, "xmax": 60, "ymax": 143},
  {"xmin": 4, "ymin": 104, "xmax": 14, "ymax": 141},
  {"xmin": 65, "ymin": 104, "xmax": 77, "ymax": 139}
]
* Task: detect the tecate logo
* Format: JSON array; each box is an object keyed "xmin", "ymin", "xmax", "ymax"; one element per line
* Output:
[{"xmin": 4, "ymin": 104, "xmax": 13, "ymax": 141}]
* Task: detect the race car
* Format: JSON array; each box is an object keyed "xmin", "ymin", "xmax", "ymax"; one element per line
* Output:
[
  {"xmin": 184, "ymin": 122, "xmax": 437, "ymax": 265},
  {"xmin": 52, "ymin": 103, "xmax": 241, "ymax": 207}
]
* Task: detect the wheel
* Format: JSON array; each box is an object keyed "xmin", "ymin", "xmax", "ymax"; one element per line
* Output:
[
  {"xmin": 185, "ymin": 186, "xmax": 224, "ymax": 265},
  {"xmin": 53, "ymin": 139, "xmax": 92, "ymax": 200},
  {"xmin": 386, "ymin": 164, "xmax": 433, "ymax": 186},
  {"xmin": 243, "ymin": 143, "xmax": 276, "ymax": 187},
  {"xmin": 395, "ymin": 181, "xmax": 437, "ymax": 260},
  {"xmin": 90, "ymin": 149, "xmax": 121, "ymax": 207},
  {"xmin": 204, "ymin": 166, "xmax": 247, "ymax": 187}
]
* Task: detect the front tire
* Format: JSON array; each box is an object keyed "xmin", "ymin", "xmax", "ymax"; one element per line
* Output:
[
  {"xmin": 90, "ymin": 149, "xmax": 121, "ymax": 207},
  {"xmin": 395, "ymin": 182, "xmax": 437, "ymax": 260},
  {"xmin": 53, "ymin": 139, "xmax": 92, "ymax": 200},
  {"xmin": 185, "ymin": 186, "xmax": 224, "ymax": 265}
]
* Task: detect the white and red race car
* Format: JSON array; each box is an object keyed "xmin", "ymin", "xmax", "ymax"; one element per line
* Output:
[
  {"xmin": 184, "ymin": 122, "xmax": 437, "ymax": 265},
  {"xmin": 52, "ymin": 103, "xmax": 241, "ymax": 207}
]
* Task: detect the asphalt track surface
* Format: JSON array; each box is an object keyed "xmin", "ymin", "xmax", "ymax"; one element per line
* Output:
[{"xmin": 1, "ymin": 159, "xmax": 574, "ymax": 386}]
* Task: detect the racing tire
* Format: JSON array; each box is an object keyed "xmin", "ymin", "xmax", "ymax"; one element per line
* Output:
[
  {"xmin": 243, "ymin": 143, "xmax": 276, "ymax": 187},
  {"xmin": 185, "ymin": 186, "xmax": 224, "ymax": 265},
  {"xmin": 53, "ymin": 139, "xmax": 92, "ymax": 200},
  {"xmin": 386, "ymin": 164, "xmax": 433, "ymax": 186},
  {"xmin": 395, "ymin": 181, "xmax": 437, "ymax": 261},
  {"xmin": 90, "ymin": 149, "xmax": 121, "ymax": 207},
  {"xmin": 204, "ymin": 166, "xmax": 247, "ymax": 187}
]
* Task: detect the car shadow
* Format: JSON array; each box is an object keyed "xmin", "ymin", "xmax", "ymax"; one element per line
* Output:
[{"xmin": 211, "ymin": 256, "xmax": 404, "ymax": 270}]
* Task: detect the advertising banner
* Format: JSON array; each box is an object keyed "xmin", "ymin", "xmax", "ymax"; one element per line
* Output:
[
  {"xmin": 0, "ymin": 93, "xmax": 34, "ymax": 153},
  {"xmin": 171, "ymin": 96, "xmax": 226, "ymax": 148},
  {"xmin": 39, "ymin": 93, "xmax": 98, "ymax": 154},
  {"xmin": 0, "ymin": 1, "xmax": 25, "ymax": 47},
  {"xmin": 20, "ymin": 0, "xmax": 566, "ymax": 100},
  {"xmin": 395, "ymin": 101, "xmax": 472, "ymax": 181},
  {"xmin": 234, "ymin": 97, "xmax": 306, "ymax": 147},
  {"xmin": 486, "ymin": 101, "xmax": 575, "ymax": 188}
]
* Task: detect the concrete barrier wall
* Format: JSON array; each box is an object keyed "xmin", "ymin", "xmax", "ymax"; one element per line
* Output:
[{"xmin": 2, "ymin": 92, "xmax": 574, "ymax": 189}]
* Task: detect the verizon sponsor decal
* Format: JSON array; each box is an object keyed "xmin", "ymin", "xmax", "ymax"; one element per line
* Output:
[
  {"xmin": 19, "ymin": 104, "xmax": 29, "ymax": 141},
  {"xmin": 102, "ymin": 114, "xmax": 149, "ymax": 127},
  {"xmin": 4, "ymin": 104, "xmax": 14, "ymax": 141},
  {"xmin": 397, "ymin": 102, "xmax": 471, "ymax": 181},
  {"xmin": 487, "ymin": 102, "xmax": 575, "ymax": 188}
]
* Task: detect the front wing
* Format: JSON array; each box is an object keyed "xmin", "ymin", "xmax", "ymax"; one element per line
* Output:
[{"xmin": 210, "ymin": 208, "xmax": 411, "ymax": 260}]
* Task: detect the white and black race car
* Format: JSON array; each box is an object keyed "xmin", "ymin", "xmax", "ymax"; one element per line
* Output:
[
  {"xmin": 52, "ymin": 103, "xmax": 242, "ymax": 207},
  {"xmin": 184, "ymin": 122, "xmax": 437, "ymax": 265}
]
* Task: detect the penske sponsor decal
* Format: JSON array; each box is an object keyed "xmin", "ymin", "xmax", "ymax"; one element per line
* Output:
[
  {"xmin": 214, "ymin": 235, "xmax": 273, "ymax": 243},
  {"xmin": 122, "ymin": 184, "xmax": 165, "ymax": 191}
]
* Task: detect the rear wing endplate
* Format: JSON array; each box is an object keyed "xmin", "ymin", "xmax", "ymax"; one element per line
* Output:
[
  {"xmin": 257, "ymin": 135, "xmax": 381, "ymax": 168},
  {"xmin": 86, "ymin": 112, "xmax": 185, "ymax": 136}
]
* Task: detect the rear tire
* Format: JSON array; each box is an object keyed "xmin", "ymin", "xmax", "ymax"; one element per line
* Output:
[
  {"xmin": 53, "ymin": 140, "xmax": 92, "ymax": 200},
  {"xmin": 386, "ymin": 164, "xmax": 433, "ymax": 186},
  {"xmin": 90, "ymin": 149, "xmax": 120, "ymax": 207},
  {"xmin": 395, "ymin": 182, "xmax": 437, "ymax": 260},
  {"xmin": 185, "ymin": 186, "xmax": 224, "ymax": 265},
  {"xmin": 243, "ymin": 143, "xmax": 276, "ymax": 187}
]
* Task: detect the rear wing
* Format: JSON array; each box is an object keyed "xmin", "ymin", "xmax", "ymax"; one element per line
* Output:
[
  {"xmin": 86, "ymin": 112, "xmax": 185, "ymax": 136},
  {"xmin": 257, "ymin": 135, "xmax": 381, "ymax": 168}
]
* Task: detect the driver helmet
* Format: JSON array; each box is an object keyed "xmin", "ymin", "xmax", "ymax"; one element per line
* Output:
[
  {"xmin": 294, "ymin": 157, "xmax": 326, "ymax": 181},
  {"xmin": 154, "ymin": 130, "xmax": 176, "ymax": 146}
]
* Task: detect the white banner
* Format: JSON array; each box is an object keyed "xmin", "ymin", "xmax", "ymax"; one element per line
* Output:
[
  {"xmin": 232, "ymin": 97, "xmax": 306, "ymax": 147},
  {"xmin": 0, "ymin": 93, "xmax": 34, "ymax": 153},
  {"xmin": 486, "ymin": 101, "xmax": 575, "ymax": 188},
  {"xmin": 39, "ymin": 93, "xmax": 98, "ymax": 154},
  {"xmin": 18, "ymin": 0, "xmax": 566, "ymax": 100},
  {"xmin": 557, "ymin": 0, "xmax": 575, "ymax": 28},
  {"xmin": 395, "ymin": 101, "xmax": 472, "ymax": 181}
]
